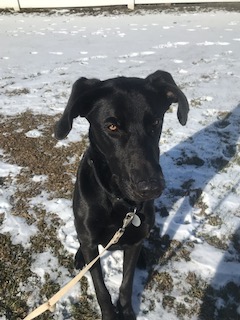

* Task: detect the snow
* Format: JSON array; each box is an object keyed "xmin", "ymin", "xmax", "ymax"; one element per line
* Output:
[
  {"xmin": 0, "ymin": 7, "xmax": 240, "ymax": 320},
  {"xmin": 0, "ymin": 159, "xmax": 21, "ymax": 177}
]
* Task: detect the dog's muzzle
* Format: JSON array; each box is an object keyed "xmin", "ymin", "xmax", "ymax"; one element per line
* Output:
[{"xmin": 136, "ymin": 177, "xmax": 165, "ymax": 200}]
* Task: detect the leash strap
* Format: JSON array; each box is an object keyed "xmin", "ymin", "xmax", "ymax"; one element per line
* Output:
[{"xmin": 23, "ymin": 211, "xmax": 135, "ymax": 320}]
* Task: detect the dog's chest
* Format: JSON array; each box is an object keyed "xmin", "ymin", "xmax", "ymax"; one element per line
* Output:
[{"xmin": 99, "ymin": 207, "xmax": 153, "ymax": 247}]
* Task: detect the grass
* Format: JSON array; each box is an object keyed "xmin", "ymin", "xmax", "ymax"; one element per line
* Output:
[
  {"xmin": 0, "ymin": 233, "xmax": 33, "ymax": 319},
  {"xmin": 146, "ymin": 271, "xmax": 174, "ymax": 293},
  {"xmin": 71, "ymin": 277, "xmax": 100, "ymax": 320},
  {"xmin": 5, "ymin": 88, "xmax": 30, "ymax": 96},
  {"xmin": 0, "ymin": 111, "xmax": 97, "ymax": 319},
  {"xmin": 0, "ymin": 110, "xmax": 239, "ymax": 319}
]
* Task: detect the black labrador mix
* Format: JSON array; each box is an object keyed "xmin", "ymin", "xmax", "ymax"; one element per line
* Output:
[{"xmin": 54, "ymin": 70, "xmax": 189, "ymax": 320}]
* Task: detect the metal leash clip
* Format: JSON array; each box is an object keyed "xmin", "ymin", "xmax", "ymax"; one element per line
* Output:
[
  {"xmin": 122, "ymin": 208, "xmax": 137, "ymax": 230},
  {"xmin": 112, "ymin": 208, "xmax": 137, "ymax": 244}
]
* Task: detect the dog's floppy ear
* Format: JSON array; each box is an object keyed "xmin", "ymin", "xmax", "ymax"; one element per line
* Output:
[
  {"xmin": 54, "ymin": 77, "xmax": 101, "ymax": 140},
  {"xmin": 146, "ymin": 70, "xmax": 189, "ymax": 125}
]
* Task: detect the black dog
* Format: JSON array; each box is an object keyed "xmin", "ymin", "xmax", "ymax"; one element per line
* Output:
[{"xmin": 54, "ymin": 70, "xmax": 189, "ymax": 320}]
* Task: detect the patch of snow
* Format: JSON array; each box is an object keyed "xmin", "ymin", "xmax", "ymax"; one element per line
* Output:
[
  {"xmin": 25, "ymin": 129, "xmax": 43, "ymax": 138},
  {"xmin": 32, "ymin": 175, "xmax": 48, "ymax": 183},
  {"xmin": 0, "ymin": 161, "xmax": 21, "ymax": 177},
  {"xmin": 0, "ymin": 8, "xmax": 240, "ymax": 320}
]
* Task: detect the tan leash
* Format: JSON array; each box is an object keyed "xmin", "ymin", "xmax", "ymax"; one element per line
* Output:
[{"xmin": 23, "ymin": 211, "xmax": 136, "ymax": 320}]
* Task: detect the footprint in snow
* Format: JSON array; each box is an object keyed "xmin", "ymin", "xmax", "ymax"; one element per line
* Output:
[
  {"xmin": 130, "ymin": 60, "xmax": 145, "ymax": 64},
  {"xmin": 173, "ymin": 59, "xmax": 183, "ymax": 64},
  {"xmin": 140, "ymin": 51, "xmax": 155, "ymax": 56},
  {"xmin": 91, "ymin": 55, "xmax": 108, "ymax": 60},
  {"xmin": 163, "ymin": 26, "xmax": 173, "ymax": 29},
  {"xmin": 178, "ymin": 69, "xmax": 188, "ymax": 74},
  {"xmin": 120, "ymin": 51, "xmax": 155, "ymax": 59},
  {"xmin": 49, "ymin": 52, "xmax": 63, "ymax": 55},
  {"xmin": 197, "ymin": 41, "xmax": 230, "ymax": 46}
]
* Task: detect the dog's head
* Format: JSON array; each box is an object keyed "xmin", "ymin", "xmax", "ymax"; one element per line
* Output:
[{"xmin": 55, "ymin": 71, "xmax": 189, "ymax": 202}]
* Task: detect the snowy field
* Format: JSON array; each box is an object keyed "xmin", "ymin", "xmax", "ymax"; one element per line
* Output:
[{"xmin": 0, "ymin": 6, "xmax": 240, "ymax": 320}]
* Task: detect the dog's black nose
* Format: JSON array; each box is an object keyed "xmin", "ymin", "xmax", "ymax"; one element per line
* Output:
[{"xmin": 137, "ymin": 178, "xmax": 164, "ymax": 199}]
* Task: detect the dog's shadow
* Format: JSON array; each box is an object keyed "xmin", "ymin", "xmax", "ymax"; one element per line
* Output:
[
  {"xmin": 199, "ymin": 225, "xmax": 240, "ymax": 320},
  {"xmin": 133, "ymin": 103, "xmax": 240, "ymax": 316}
]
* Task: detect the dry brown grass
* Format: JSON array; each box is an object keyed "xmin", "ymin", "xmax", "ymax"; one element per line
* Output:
[{"xmin": 0, "ymin": 111, "xmax": 100, "ymax": 319}]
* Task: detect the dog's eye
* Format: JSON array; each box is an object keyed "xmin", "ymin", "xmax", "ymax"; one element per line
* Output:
[{"xmin": 108, "ymin": 124, "xmax": 118, "ymax": 132}]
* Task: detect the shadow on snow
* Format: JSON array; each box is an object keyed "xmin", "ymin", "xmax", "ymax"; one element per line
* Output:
[{"xmin": 133, "ymin": 103, "xmax": 240, "ymax": 319}]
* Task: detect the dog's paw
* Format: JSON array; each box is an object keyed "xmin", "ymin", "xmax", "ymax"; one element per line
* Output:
[
  {"xmin": 74, "ymin": 248, "xmax": 85, "ymax": 270},
  {"xmin": 102, "ymin": 306, "xmax": 119, "ymax": 320},
  {"xmin": 117, "ymin": 300, "xmax": 136, "ymax": 320}
]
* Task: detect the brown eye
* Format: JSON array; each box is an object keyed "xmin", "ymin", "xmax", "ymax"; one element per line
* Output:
[{"xmin": 108, "ymin": 124, "xmax": 118, "ymax": 132}]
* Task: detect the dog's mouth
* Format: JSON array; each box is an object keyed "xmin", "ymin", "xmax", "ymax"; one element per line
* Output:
[{"xmin": 113, "ymin": 174, "xmax": 165, "ymax": 202}]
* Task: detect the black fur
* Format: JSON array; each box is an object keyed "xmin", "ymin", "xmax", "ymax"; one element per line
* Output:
[{"xmin": 55, "ymin": 70, "xmax": 189, "ymax": 320}]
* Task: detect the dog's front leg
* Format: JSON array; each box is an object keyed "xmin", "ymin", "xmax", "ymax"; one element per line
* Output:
[
  {"xmin": 80, "ymin": 246, "xmax": 117, "ymax": 320},
  {"xmin": 118, "ymin": 241, "xmax": 143, "ymax": 320}
]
